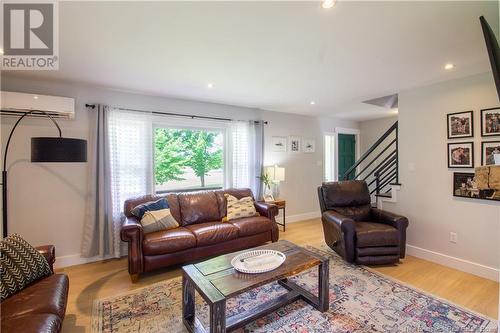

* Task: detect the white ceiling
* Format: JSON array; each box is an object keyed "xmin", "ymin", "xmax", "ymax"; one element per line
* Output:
[{"xmin": 7, "ymin": 1, "xmax": 499, "ymax": 120}]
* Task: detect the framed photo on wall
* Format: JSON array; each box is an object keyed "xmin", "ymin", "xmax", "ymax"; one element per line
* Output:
[
  {"xmin": 447, "ymin": 142, "xmax": 474, "ymax": 168},
  {"xmin": 303, "ymin": 138, "xmax": 315, "ymax": 153},
  {"xmin": 288, "ymin": 136, "xmax": 301, "ymax": 153},
  {"xmin": 453, "ymin": 172, "xmax": 477, "ymax": 198},
  {"xmin": 447, "ymin": 111, "xmax": 473, "ymax": 139},
  {"xmin": 481, "ymin": 107, "xmax": 500, "ymax": 137},
  {"xmin": 481, "ymin": 141, "xmax": 500, "ymax": 165},
  {"xmin": 271, "ymin": 136, "xmax": 287, "ymax": 152}
]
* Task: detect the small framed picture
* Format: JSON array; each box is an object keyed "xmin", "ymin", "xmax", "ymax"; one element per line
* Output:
[
  {"xmin": 447, "ymin": 142, "xmax": 474, "ymax": 168},
  {"xmin": 481, "ymin": 107, "xmax": 500, "ymax": 137},
  {"xmin": 453, "ymin": 172, "xmax": 478, "ymax": 198},
  {"xmin": 481, "ymin": 141, "xmax": 500, "ymax": 165},
  {"xmin": 263, "ymin": 194, "xmax": 275, "ymax": 202},
  {"xmin": 447, "ymin": 111, "xmax": 473, "ymax": 139},
  {"xmin": 289, "ymin": 136, "xmax": 301, "ymax": 153},
  {"xmin": 271, "ymin": 136, "xmax": 287, "ymax": 152},
  {"xmin": 303, "ymin": 138, "xmax": 315, "ymax": 153}
]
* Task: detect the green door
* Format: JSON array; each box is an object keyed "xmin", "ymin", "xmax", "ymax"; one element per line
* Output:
[{"xmin": 338, "ymin": 134, "xmax": 356, "ymax": 180}]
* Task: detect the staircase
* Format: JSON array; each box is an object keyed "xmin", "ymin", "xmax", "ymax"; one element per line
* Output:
[{"xmin": 342, "ymin": 121, "xmax": 399, "ymax": 206}]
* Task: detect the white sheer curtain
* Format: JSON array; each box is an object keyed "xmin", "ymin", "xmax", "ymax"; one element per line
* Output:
[
  {"xmin": 82, "ymin": 106, "xmax": 153, "ymax": 258},
  {"xmin": 107, "ymin": 108, "xmax": 153, "ymax": 255},
  {"xmin": 227, "ymin": 120, "xmax": 264, "ymax": 198}
]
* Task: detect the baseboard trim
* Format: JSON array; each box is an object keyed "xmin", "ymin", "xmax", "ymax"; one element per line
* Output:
[
  {"xmin": 406, "ymin": 244, "xmax": 499, "ymax": 282},
  {"xmin": 54, "ymin": 253, "xmax": 119, "ymax": 269},
  {"xmin": 276, "ymin": 211, "xmax": 320, "ymax": 224}
]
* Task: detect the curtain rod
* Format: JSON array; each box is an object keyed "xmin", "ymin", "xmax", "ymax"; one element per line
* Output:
[{"xmin": 85, "ymin": 104, "xmax": 267, "ymax": 124}]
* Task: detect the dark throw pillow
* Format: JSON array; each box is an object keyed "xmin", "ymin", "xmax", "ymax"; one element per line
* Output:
[
  {"xmin": 131, "ymin": 198, "xmax": 169, "ymax": 219},
  {"xmin": 0, "ymin": 234, "xmax": 52, "ymax": 301}
]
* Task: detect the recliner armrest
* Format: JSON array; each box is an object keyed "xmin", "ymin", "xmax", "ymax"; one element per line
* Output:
[
  {"xmin": 322, "ymin": 210, "xmax": 355, "ymax": 234},
  {"xmin": 371, "ymin": 208, "xmax": 409, "ymax": 230},
  {"xmin": 322, "ymin": 210, "xmax": 356, "ymax": 262},
  {"xmin": 371, "ymin": 208, "xmax": 408, "ymax": 259},
  {"xmin": 36, "ymin": 245, "xmax": 55, "ymax": 273}
]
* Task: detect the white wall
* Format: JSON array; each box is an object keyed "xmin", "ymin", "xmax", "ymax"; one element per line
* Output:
[
  {"xmin": 1, "ymin": 74, "xmax": 354, "ymax": 265},
  {"xmin": 383, "ymin": 72, "xmax": 500, "ymax": 280},
  {"xmin": 261, "ymin": 110, "xmax": 358, "ymax": 220},
  {"xmin": 359, "ymin": 116, "xmax": 398, "ymax": 154}
]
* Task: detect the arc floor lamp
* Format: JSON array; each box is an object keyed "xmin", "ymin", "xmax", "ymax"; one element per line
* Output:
[{"xmin": 2, "ymin": 110, "xmax": 87, "ymax": 237}]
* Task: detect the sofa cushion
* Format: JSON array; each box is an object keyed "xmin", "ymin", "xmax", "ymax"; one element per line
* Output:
[
  {"xmin": 355, "ymin": 222, "xmax": 399, "ymax": 248},
  {"xmin": 178, "ymin": 192, "xmax": 220, "ymax": 225},
  {"xmin": 0, "ymin": 234, "xmax": 52, "ymax": 301},
  {"xmin": 0, "ymin": 274, "xmax": 69, "ymax": 319},
  {"xmin": 224, "ymin": 194, "xmax": 257, "ymax": 221},
  {"xmin": 1, "ymin": 313, "xmax": 62, "ymax": 333},
  {"xmin": 140, "ymin": 208, "xmax": 179, "ymax": 234},
  {"xmin": 186, "ymin": 222, "xmax": 239, "ymax": 247},
  {"xmin": 131, "ymin": 198, "xmax": 169, "ymax": 219},
  {"xmin": 229, "ymin": 216, "xmax": 273, "ymax": 237},
  {"xmin": 215, "ymin": 188, "xmax": 254, "ymax": 219},
  {"xmin": 143, "ymin": 227, "xmax": 196, "ymax": 256}
]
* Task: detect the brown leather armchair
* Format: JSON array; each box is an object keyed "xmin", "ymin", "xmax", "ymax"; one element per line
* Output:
[
  {"xmin": 317, "ymin": 180, "xmax": 408, "ymax": 265},
  {"xmin": 1, "ymin": 245, "xmax": 69, "ymax": 333}
]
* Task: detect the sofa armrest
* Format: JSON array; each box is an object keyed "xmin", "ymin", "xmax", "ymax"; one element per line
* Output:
[
  {"xmin": 254, "ymin": 202, "xmax": 279, "ymax": 242},
  {"xmin": 120, "ymin": 217, "xmax": 144, "ymax": 276},
  {"xmin": 254, "ymin": 201, "xmax": 278, "ymax": 220},
  {"xmin": 322, "ymin": 210, "xmax": 356, "ymax": 262},
  {"xmin": 36, "ymin": 245, "xmax": 55, "ymax": 273},
  {"xmin": 371, "ymin": 208, "xmax": 409, "ymax": 258}
]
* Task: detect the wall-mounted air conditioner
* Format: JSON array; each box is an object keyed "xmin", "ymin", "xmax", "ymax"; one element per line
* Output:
[{"xmin": 0, "ymin": 91, "xmax": 75, "ymax": 119}]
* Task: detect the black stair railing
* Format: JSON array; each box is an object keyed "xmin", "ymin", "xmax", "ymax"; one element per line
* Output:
[{"xmin": 343, "ymin": 121, "xmax": 398, "ymax": 196}]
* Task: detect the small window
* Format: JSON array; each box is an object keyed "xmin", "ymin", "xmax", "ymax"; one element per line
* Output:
[
  {"xmin": 324, "ymin": 134, "xmax": 336, "ymax": 181},
  {"xmin": 154, "ymin": 127, "xmax": 224, "ymax": 193}
]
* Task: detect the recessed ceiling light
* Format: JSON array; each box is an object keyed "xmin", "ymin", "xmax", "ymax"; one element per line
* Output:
[
  {"xmin": 322, "ymin": 0, "xmax": 336, "ymax": 9},
  {"xmin": 310, "ymin": 101, "xmax": 316, "ymax": 105},
  {"xmin": 33, "ymin": 95, "xmax": 39, "ymax": 99},
  {"xmin": 444, "ymin": 63, "xmax": 455, "ymax": 70},
  {"xmin": 207, "ymin": 83, "xmax": 214, "ymax": 89}
]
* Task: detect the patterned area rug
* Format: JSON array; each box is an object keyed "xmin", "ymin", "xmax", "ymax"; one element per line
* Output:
[{"xmin": 92, "ymin": 246, "xmax": 496, "ymax": 333}]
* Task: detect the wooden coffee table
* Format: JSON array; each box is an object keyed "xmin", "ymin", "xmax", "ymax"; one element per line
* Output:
[{"xmin": 182, "ymin": 240, "xmax": 329, "ymax": 333}]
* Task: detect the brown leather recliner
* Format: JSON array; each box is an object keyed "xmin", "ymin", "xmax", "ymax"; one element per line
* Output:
[
  {"xmin": 317, "ymin": 180, "xmax": 408, "ymax": 265},
  {"xmin": 1, "ymin": 245, "xmax": 69, "ymax": 333},
  {"xmin": 121, "ymin": 188, "xmax": 279, "ymax": 281}
]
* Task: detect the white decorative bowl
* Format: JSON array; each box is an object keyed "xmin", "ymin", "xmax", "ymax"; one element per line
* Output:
[{"xmin": 231, "ymin": 249, "xmax": 286, "ymax": 274}]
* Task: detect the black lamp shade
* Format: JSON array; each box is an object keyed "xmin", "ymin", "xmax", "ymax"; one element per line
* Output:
[{"xmin": 31, "ymin": 137, "xmax": 87, "ymax": 162}]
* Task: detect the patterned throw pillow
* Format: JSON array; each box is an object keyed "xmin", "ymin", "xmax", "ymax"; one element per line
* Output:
[
  {"xmin": 223, "ymin": 194, "xmax": 257, "ymax": 221},
  {"xmin": 131, "ymin": 198, "xmax": 169, "ymax": 219},
  {"xmin": 140, "ymin": 208, "xmax": 179, "ymax": 234},
  {"xmin": 0, "ymin": 234, "xmax": 52, "ymax": 301}
]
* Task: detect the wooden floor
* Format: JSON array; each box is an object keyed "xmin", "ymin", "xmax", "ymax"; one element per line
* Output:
[{"xmin": 57, "ymin": 219, "xmax": 499, "ymax": 333}]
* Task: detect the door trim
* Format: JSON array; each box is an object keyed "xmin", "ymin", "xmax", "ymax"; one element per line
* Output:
[{"xmin": 335, "ymin": 127, "xmax": 360, "ymax": 180}]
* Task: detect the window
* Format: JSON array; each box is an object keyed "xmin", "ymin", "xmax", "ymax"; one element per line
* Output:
[
  {"xmin": 154, "ymin": 127, "xmax": 225, "ymax": 193},
  {"xmin": 324, "ymin": 134, "xmax": 336, "ymax": 181}
]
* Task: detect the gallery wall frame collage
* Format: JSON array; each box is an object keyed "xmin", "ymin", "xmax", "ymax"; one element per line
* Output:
[
  {"xmin": 271, "ymin": 136, "xmax": 316, "ymax": 153},
  {"xmin": 447, "ymin": 106, "xmax": 500, "ymax": 200}
]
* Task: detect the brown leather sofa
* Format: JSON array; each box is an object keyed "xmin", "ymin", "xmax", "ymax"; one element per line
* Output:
[
  {"xmin": 318, "ymin": 180, "xmax": 408, "ymax": 265},
  {"xmin": 121, "ymin": 188, "xmax": 279, "ymax": 281},
  {"xmin": 1, "ymin": 245, "xmax": 69, "ymax": 333}
]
